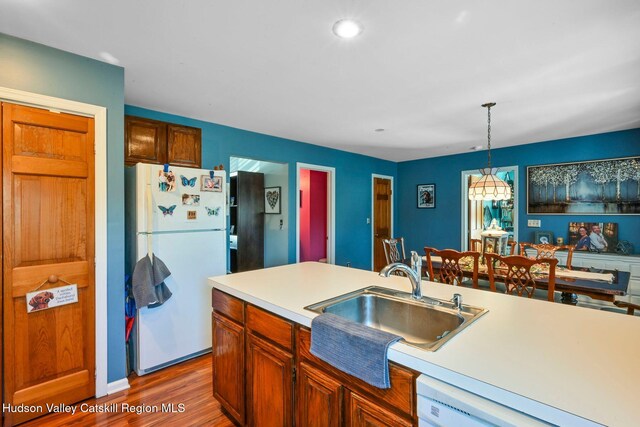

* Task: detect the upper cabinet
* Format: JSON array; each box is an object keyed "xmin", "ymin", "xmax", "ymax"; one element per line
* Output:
[{"xmin": 125, "ymin": 116, "xmax": 201, "ymax": 168}]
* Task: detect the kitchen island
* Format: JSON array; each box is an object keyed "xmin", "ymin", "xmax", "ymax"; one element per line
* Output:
[{"xmin": 209, "ymin": 262, "xmax": 640, "ymax": 426}]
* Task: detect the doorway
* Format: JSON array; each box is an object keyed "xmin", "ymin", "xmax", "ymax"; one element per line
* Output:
[
  {"xmin": 372, "ymin": 175, "xmax": 394, "ymax": 271},
  {"xmin": 461, "ymin": 166, "xmax": 518, "ymax": 250},
  {"xmin": 296, "ymin": 163, "xmax": 335, "ymax": 264},
  {"xmin": 230, "ymin": 156, "xmax": 289, "ymax": 271}
]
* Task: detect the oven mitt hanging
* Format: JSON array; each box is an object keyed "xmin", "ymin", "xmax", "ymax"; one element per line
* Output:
[{"xmin": 132, "ymin": 254, "xmax": 173, "ymax": 308}]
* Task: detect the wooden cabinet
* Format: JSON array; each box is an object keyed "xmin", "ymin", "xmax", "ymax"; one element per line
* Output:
[
  {"xmin": 125, "ymin": 115, "xmax": 201, "ymax": 167},
  {"xmin": 211, "ymin": 290, "xmax": 419, "ymax": 426},
  {"xmin": 246, "ymin": 333, "xmax": 294, "ymax": 427},
  {"xmin": 296, "ymin": 327, "xmax": 417, "ymax": 426},
  {"xmin": 297, "ymin": 362, "xmax": 343, "ymax": 427},
  {"xmin": 212, "ymin": 314, "xmax": 245, "ymax": 425},
  {"xmin": 212, "ymin": 290, "xmax": 245, "ymax": 425},
  {"xmin": 230, "ymin": 171, "xmax": 264, "ymax": 272},
  {"xmin": 346, "ymin": 392, "xmax": 413, "ymax": 427}
]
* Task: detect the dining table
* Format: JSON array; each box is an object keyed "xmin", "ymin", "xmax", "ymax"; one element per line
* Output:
[{"xmin": 421, "ymin": 255, "xmax": 630, "ymax": 305}]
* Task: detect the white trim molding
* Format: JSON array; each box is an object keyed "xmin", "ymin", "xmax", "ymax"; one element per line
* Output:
[
  {"xmin": 296, "ymin": 163, "xmax": 336, "ymax": 264},
  {"xmin": 107, "ymin": 378, "xmax": 131, "ymax": 395},
  {"xmin": 461, "ymin": 165, "xmax": 519, "ymax": 250},
  {"xmin": 0, "ymin": 86, "xmax": 115, "ymax": 397},
  {"xmin": 371, "ymin": 174, "xmax": 394, "ymax": 271}
]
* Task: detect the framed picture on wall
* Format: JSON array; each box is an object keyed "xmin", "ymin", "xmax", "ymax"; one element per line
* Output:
[
  {"xmin": 568, "ymin": 222, "xmax": 618, "ymax": 253},
  {"xmin": 264, "ymin": 186, "xmax": 281, "ymax": 214},
  {"xmin": 527, "ymin": 156, "xmax": 640, "ymax": 214},
  {"xmin": 533, "ymin": 231, "xmax": 554, "ymax": 245},
  {"xmin": 417, "ymin": 184, "xmax": 435, "ymax": 209}
]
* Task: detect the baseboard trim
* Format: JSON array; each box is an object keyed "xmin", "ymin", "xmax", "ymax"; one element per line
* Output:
[{"xmin": 106, "ymin": 378, "xmax": 130, "ymax": 395}]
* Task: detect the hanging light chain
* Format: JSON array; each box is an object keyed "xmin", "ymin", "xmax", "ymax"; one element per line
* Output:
[{"xmin": 487, "ymin": 104, "xmax": 492, "ymax": 168}]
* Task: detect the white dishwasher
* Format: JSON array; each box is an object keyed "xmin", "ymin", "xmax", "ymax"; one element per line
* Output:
[{"xmin": 417, "ymin": 375, "xmax": 552, "ymax": 427}]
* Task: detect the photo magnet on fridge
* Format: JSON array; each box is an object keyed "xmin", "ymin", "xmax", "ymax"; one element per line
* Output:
[{"xmin": 158, "ymin": 168, "xmax": 176, "ymax": 192}]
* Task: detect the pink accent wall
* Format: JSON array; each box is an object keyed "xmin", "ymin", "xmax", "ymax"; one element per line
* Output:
[{"xmin": 300, "ymin": 170, "xmax": 328, "ymax": 262}]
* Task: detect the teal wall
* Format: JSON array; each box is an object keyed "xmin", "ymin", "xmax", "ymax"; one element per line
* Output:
[
  {"xmin": 125, "ymin": 105, "xmax": 398, "ymax": 269},
  {"xmin": 0, "ymin": 34, "xmax": 126, "ymax": 382},
  {"xmin": 397, "ymin": 129, "xmax": 640, "ymax": 255}
]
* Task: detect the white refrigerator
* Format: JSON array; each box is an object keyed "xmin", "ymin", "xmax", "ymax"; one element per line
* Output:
[{"xmin": 126, "ymin": 162, "xmax": 227, "ymax": 375}]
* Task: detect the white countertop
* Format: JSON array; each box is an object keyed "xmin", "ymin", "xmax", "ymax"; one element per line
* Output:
[{"xmin": 208, "ymin": 262, "xmax": 640, "ymax": 427}]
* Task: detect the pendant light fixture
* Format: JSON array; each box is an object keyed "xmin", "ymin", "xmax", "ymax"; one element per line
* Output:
[{"xmin": 468, "ymin": 102, "xmax": 512, "ymax": 201}]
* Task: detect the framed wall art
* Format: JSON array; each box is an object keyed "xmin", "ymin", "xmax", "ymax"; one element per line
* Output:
[
  {"xmin": 568, "ymin": 222, "xmax": 618, "ymax": 253},
  {"xmin": 265, "ymin": 186, "xmax": 281, "ymax": 214},
  {"xmin": 201, "ymin": 175, "xmax": 223, "ymax": 192},
  {"xmin": 527, "ymin": 156, "xmax": 640, "ymax": 214},
  {"xmin": 533, "ymin": 230, "xmax": 554, "ymax": 245},
  {"xmin": 417, "ymin": 184, "xmax": 435, "ymax": 209}
]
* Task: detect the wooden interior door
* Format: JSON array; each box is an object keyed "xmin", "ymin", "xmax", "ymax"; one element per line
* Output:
[
  {"xmin": 373, "ymin": 177, "xmax": 392, "ymax": 271},
  {"xmin": 2, "ymin": 103, "xmax": 95, "ymax": 425}
]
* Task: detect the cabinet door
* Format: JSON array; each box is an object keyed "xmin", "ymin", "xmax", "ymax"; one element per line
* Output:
[
  {"xmin": 125, "ymin": 116, "xmax": 167, "ymax": 165},
  {"xmin": 246, "ymin": 333, "xmax": 294, "ymax": 427},
  {"xmin": 297, "ymin": 362, "xmax": 343, "ymax": 427},
  {"xmin": 346, "ymin": 392, "xmax": 413, "ymax": 427},
  {"xmin": 167, "ymin": 124, "xmax": 201, "ymax": 168},
  {"xmin": 212, "ymin": 314, "xmax": 245, "ymax": 425}
]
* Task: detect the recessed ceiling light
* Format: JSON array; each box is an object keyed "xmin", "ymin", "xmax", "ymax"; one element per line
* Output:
[
  {"xmin": 374, "ymin": 128, "xmax": 385, "ymax": 132},
  {"xmin": 332, "ymin": 19, "xmax": 363, "ymax": 39}
]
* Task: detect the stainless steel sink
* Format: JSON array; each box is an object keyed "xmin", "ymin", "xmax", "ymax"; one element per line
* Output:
[{"xmin": 304, "ymin": 286, "xmax": 488, "ymax": 351}]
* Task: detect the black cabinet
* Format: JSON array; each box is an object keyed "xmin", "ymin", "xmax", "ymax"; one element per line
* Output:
[{"xmin": 230, "ymin": 171, "xmax": 264, "ymax": 272}]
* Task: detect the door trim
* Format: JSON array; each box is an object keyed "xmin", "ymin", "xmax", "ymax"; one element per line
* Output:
[
  {"xmin": 295, "ymin": 163, "xmax": 335, "ymax": 264},
  {"xmin": 371, "ymin": 174, "xmax": 394, "ymax": 270},
  {"xmin": 460, "ymin": 166, "xmax": 519, "ymax": 250},
  {"xmin": 0, "ymin": 86, "xmax": 112, "ymax": 397}
]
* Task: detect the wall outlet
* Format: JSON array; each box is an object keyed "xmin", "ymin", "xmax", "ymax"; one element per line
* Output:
[
  {"xmin": 528, "ymin": 219, "xmax": 541, "ymax": 227},
  {"xmin": 366, "ymin": 217, "xmax": 371, "ymax": 224}
]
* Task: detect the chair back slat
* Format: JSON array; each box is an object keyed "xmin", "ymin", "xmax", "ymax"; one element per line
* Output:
[
  {"xmin": 425, "ymin": 247, "xmax": 480, "ymax": 288},
  {"xmin": 486, "ymin": 254, "xmax": 558, "ymax": 301},
  {"xmin": 519, "ymin": 243, "xmax": 574, "ymax": 269},
  {"xmin": 382, "ymin": 237, "xmax": 406, "ymax": 264}
]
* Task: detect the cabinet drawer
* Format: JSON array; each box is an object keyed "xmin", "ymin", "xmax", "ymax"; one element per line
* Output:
[
  {"xmin": 297, "ymin": 327, "xmax": 416, "ymax": 418},
  {"xmin": 212, "ymin": 289, "xmax": 244, "ymax": 324},
  {"xmin": 247, "ymin": 304, "xmax": 293, "ymax": 352}
]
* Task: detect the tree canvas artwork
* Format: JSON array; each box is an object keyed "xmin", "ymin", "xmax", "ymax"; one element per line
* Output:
[{"xmin": 527, "ymin": 156, "xmax": 640, "ymax": 214}]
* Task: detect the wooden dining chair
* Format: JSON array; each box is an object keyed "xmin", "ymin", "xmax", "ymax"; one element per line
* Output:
[
  {"xmin": 506, "ymin": 240, "xmax": 518, "ymax": 255},
  {"xmin": 485, "ymin": 254, "xmax": 558, "ymax": 301},
  {"xmin": 424, "ymin": 247, "xmax": 480, "ymax": 288},
  {"xmin": 382, "ymin": 237, "xmax": 406, "ymax": 264},
  {"xmin": 519, "ymin": 242, "xmax": 574, "ymax": 269},
  {"xmin": 470, "ymin": 239, "xmax": 482, "ymax": 252}
]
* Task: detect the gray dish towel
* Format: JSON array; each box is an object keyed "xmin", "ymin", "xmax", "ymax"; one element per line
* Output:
[
  {"xmin": 132, "ymin": 254, "xmax": 172, "ymax": 308},
  {"xmin": 310, "ymin": 313, "xmax": 401, "ymax": 389}
]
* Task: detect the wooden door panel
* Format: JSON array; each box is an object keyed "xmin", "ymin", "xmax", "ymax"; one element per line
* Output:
[
  {"xmin": 13, "ymin": 175, "xmax": 88, "ymax": 266},
  {"xmin": 212, "ymin": 314, "xmax": 245, "ymax": 425},
  {"xmin": 297, "ymin": 362, "xmax": 342, "ymax": 427},
  {"xmin": 11, "ymin": 107, "xmax": 89, "ymax": 161},
  {"xmin": 346, "ymin": 392, "xmax": 413, "ymax": 427},
  {"xmin": 373, "ymin": 178, "xmax": 392, "ymax": 271},
  {"xmin": 167, "ymin": 124, "xmax": 201, "ymax": 168},
  {"xmin": 125, "ymin": 116, "xmax": 167, "ymax": 165},
  {"xmin": 3, "ymin": 103, "xmax": 95, "ymax": 426},
  {"xmin": 246, "ymin": 333, "xmax": 293, "ymax": 427}
]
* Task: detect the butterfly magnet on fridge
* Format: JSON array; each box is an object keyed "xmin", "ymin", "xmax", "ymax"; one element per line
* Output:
[
  {"xmin": 205, "ymin": 206, "xmax": 221, "ymax": 216},
  {"xmin": 180, "ymin": 175, "xmax": 197, "ymax": 187},
  {"xmin": 158, "ymin": 205, "xmax": 177, "ymax": 216}
]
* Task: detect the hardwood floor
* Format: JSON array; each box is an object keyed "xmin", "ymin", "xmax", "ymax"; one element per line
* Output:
[{"xmin": 21, "ymin": 354, "xmax": 234, "ymax": 427}]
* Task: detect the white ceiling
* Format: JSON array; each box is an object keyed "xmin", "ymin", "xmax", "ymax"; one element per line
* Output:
[{"xmin": 1, "ymin": 0, "xmax": 639, "ymax": 162}]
